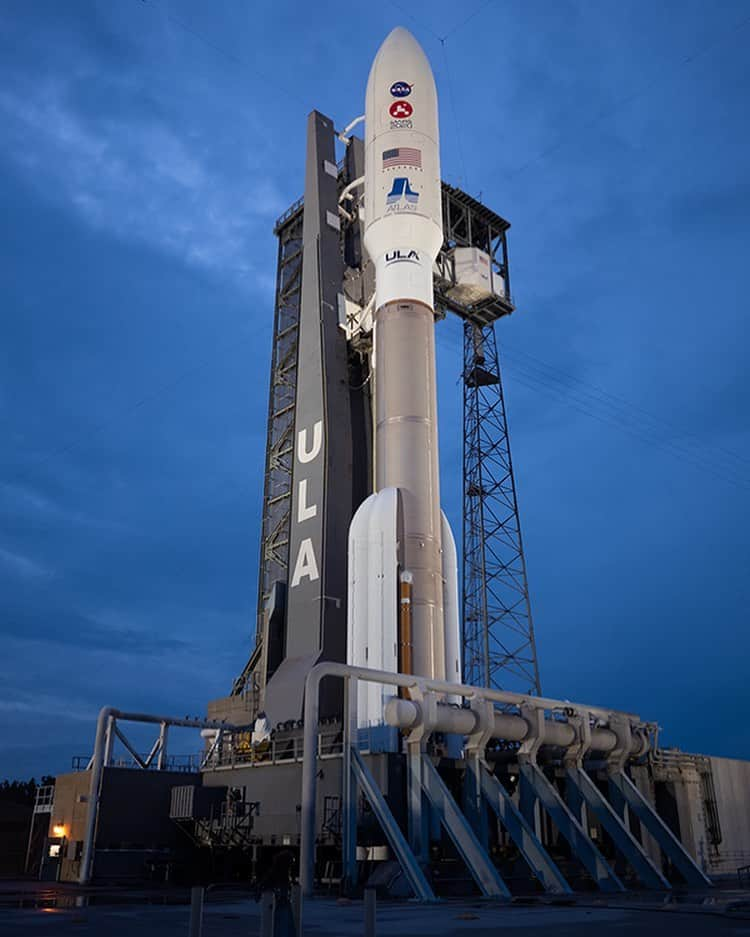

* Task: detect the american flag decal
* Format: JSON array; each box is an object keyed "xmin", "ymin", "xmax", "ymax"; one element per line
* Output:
[{"xmin": 382, "ymin": 147, "xmax": 422, "ymax": 169}]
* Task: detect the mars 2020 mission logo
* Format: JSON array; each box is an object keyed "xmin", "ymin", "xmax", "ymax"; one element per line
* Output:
[
  {"xmin": 389, "ymin": 101, "xmax": 412, "ymax": 119},
  {"xmin": 389, "ymin": 99, "xmax": 413, "ymax": 129}
]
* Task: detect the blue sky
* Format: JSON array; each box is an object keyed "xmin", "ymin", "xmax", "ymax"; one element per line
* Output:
[{"xmin": 1, "ymin": 0, "xmax": 748, "ymax": 778}]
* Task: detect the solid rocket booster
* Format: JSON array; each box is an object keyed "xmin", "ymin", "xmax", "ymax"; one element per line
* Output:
[{"xmin": 363, "ymin": 28, "xmax": 446, "ymax": 681}]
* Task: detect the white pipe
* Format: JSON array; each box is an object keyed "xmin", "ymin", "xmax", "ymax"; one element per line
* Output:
[
  {"xmin": 339, "ymin": 175, "xmax": 365, "ymax": 206},
  {"xmin": 337, "ymin": 114, "xmax": 365, "ymax": 142},
  {"xmin": 384, "ymin": 699, "xmax": 571, "ymax": 746},
  {"xmin": 383, "ymin": 699, "xmax": 632, "ymax": 751},
  {"xmin": 386, "ymin": 698, "xmax": 647, "ymax": 756},
  {"xmin": 590, "ymin": 727, "xmax": 618, "ymax": 752}
]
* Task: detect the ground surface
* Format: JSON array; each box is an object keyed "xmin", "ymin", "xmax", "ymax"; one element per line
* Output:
[{"xmin": 2, "ymin": 882, "xmax": 750, "ymax": 936}]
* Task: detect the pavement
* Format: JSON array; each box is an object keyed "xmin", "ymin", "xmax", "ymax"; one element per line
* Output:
[{"xmin": 2, "ymin": 882, "xmax": 750, "ymax": 936}]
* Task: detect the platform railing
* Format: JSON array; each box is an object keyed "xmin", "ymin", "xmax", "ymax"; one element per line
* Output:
[{"xmin": 198, "ymin": 724, "xmax": 389, "ymax": 771}]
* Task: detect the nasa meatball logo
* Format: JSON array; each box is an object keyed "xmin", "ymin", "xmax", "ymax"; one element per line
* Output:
[
  {"xmin": 390, "ymin": 81, "xmax": 412, "ymax": 98},
  {"xmin": 389, "ymin": 100, "xmax": 413, "ymax": 119}
]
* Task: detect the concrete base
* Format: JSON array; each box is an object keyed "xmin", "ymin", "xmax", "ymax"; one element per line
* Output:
[{"xmin": 1, "ymin": 885, "xmax": 749, "ymax": 937}]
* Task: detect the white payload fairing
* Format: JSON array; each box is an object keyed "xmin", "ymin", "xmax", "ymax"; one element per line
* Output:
[{"xmin": 347, "ymin": 28, "xmax": 461, "ymax": 729}]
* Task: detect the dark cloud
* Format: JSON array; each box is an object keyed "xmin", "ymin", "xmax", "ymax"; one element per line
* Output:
[{"xmin": 669, "ymin": 180, "xmax": 750, "ymax": 230}]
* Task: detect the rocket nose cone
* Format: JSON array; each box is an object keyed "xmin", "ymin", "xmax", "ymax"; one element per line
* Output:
[
  {"xmin": 384, "ymin": 25, "xmax": 416, "ymax": 44},
  {"xmin": 367, "ymin": 24, "xmax": 434, "ymax": 92},
  {"xmin": 377, "ymin": 25, "xmax": 425, "ymax": 59}
]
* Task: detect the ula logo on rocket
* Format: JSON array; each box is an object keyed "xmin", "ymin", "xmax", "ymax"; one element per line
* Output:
[
  {"xmin": 390, "ymin": 81, "xmax": 412, "ymax": 97},
  {"xmin": 385, "ymin": 249, "xmax": 420, "ymax": 265}
]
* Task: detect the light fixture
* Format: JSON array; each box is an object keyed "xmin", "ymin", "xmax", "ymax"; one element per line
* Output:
[{"xmin": 52, "ymin": 823, "xmax": 66, "ymax": 838}]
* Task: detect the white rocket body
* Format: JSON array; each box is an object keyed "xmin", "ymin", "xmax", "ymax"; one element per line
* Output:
[{"xmin": 347, "ymin": 28, "xmax": 461, "ymax": 732}]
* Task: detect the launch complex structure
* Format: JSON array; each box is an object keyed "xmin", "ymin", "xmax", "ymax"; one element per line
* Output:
[{"xmin": 36, "ymin": 29, "xmax": 750, "ymax": 901}]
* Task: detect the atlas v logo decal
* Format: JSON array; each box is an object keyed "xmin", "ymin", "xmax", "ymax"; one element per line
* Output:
[
  {"xmin": 290, "ymin": 420, "xmax": 322, "ymax": 588},
  {"xmin": 386, "ymin": 177, "xmax": 419, "ymax": 207},
  {"xmin": 385, "ymin": 249, "xmax": 420, "ymax": 265}
]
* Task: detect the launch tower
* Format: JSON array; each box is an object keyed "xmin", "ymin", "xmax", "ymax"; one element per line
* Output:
[{"xmin": 231, "ymin": 120, "xmax": 536, "ymax": 716}]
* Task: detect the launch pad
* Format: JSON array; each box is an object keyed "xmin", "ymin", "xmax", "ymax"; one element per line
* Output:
[{"xmin": 32, "ymin": 28, "xmax": 750, "ymax": 919}]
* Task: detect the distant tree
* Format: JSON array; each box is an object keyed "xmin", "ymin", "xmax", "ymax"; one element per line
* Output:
[{"xmin": 0, "ymin": 776, "xmax": 55, "ymax": 805}]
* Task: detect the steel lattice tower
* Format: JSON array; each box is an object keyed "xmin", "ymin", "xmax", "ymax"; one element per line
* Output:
[{"xmin": 463, "ymin": 322, "xmax": 541, "ymax": 695}]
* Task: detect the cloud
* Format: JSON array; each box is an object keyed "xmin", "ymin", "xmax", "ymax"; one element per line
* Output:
[
  {"xmin": 0, "ymin": 588, "xmax": 189, "ymax": 656},
  {"xmin": 0, "ymin": 546, "xmax": 51, "ymax": 580},
  {"xmin": 0, "ymin": 479, "xmax": 136, "ymax": 535},
  {"xmin": 669, "ymin": 180, "xmax": 750, "ymax": 231},
  {"xmin": 0, "ymin": 77, "xmax": 285, "ymax": 284},
  {"xmin": 0, "ymin": 690, "xmax": 97, "ymax": 724}
]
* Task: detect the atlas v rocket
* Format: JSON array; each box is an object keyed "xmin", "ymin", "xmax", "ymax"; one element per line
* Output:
[{"xmin": 347, "ymin": 28, "xmax": 461, "ymax": 725}]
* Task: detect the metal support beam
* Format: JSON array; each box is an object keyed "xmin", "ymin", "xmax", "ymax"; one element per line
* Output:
[
  {"xmin": 407, "ymin": 742, "xmax": 430, "ymax": 865},
  {"xmin": 341, "ymin": 676, "xmax": 358, "ymax": 892},
  {"xmin": 114, "ymin": 726, "xmax": 147, "ymax": 769},
  {"xmin": 519, "ymin": 767, "xmax": 539, "ymax": 836},
  {"xmin": 142, "ymin": 735, "xmax": 162, "ymax": 769},
  {"xmin": 565, "ymin": 767, "xmax": 669, "ymax": 890},
  {"xmin": 420, "ymin": 755, "xmax": 511, "ymax": 899},
  {"xmin": 157, "ymin": 723, "xmax": 169, "ymax": 770},
  {"xmin": 352, "ymin": 748, "xmax": 435, "ymax": 902},
  {"xmin": 565, "ymin": 774, "xmax": 586, "ymax": 826},
  {"xmin": 608, "ymin": 771, "xmax": 712, "ymax": 888},
  {"xmin": 103, "ymin": 715, "xmax": 115, "ymax": 767},
  {"xmin": 479, "ymin": 762, "xmax": 572, "ymax": 895},
  {"xmin": 463, "ymin": 755, "xmax": 489, "ymax": 849},
  {"xmin": 517, "ymin": 762, "xmax": 625, "ymax": 892},
  {"xmin": 463, "ymin": 323, "xmax": 541, "ymax": 695}
]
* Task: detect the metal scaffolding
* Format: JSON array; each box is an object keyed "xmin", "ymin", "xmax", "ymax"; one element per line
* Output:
[
  {"xmin": 463, "ymin": 322, "xmax": 541, "ymax": 695},
  {"xmin": 255, "ymin": 203, "xmax": 304, "ymax": 644}
]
